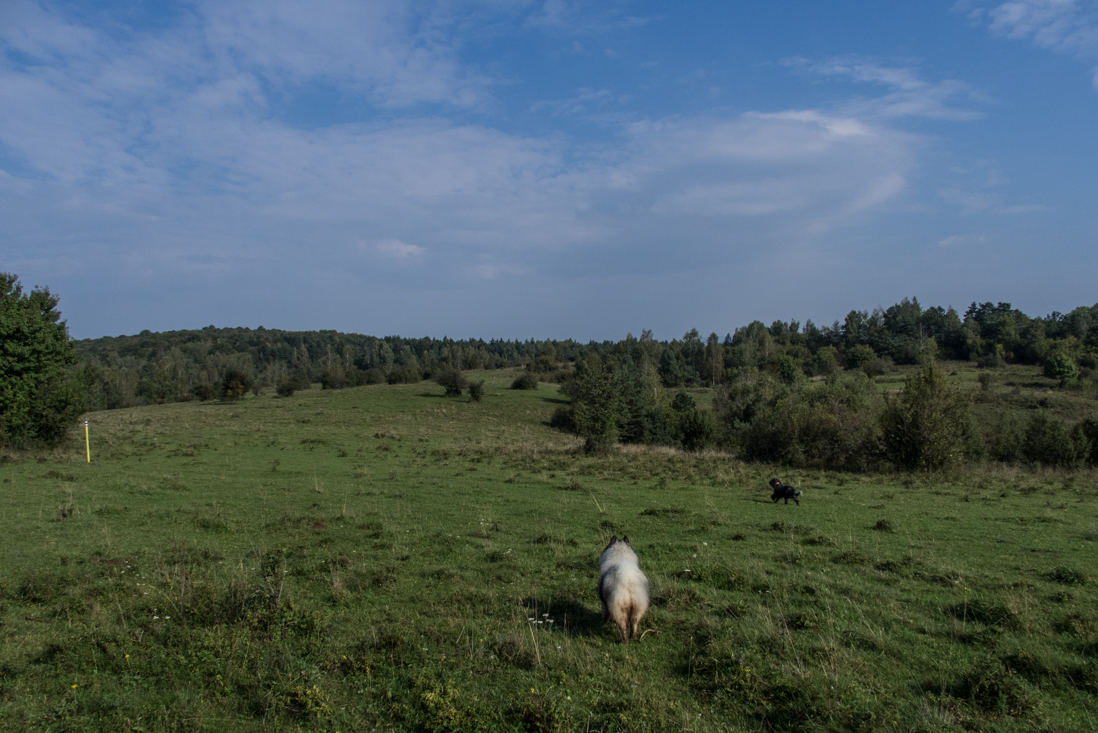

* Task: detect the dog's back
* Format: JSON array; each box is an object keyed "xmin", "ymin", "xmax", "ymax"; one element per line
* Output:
[{"xmin": 597, "ymin": 536, "xmax": 650, "ymax": 643}]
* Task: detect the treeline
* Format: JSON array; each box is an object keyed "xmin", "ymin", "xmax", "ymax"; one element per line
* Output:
[
  {"xmin": 560, "ymin": 347, "xmax": 1098, "ymax": 470},
  {"xmin": 544, "ymin": 298, "xmax": 1098, "ymax": 471},
  {"xmin": 72, "ymin": 327, "xmax": 611, "ymax": 410},
  {"xmin": 69, "ymin": 297, "xmax": 1098, "ymax": 412},
  {"xmin": 649, "ymin": 298, "xmax": 1098, "ymax": 387}
]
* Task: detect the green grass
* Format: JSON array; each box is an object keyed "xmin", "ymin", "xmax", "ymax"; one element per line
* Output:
[{"xmin": 1, "ymin": 369, "xmax": 1096, "ymax": 732}]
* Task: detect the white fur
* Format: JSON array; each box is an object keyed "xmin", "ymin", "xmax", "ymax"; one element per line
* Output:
[{"xmin": 597, "ymin": 536, "xmax": 650, "ymax": 644}]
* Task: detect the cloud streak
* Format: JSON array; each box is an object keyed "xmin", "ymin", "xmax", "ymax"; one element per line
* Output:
[
  {"xmin": 786, "ymin": 57, "xmax": 989, "ymax": 120},
  {"xmin": 962, "ymin": 0, "xmax": 1098, "ymax": 85}
]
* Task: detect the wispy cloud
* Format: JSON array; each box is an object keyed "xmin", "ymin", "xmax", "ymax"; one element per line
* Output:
[
  {"xmin": 939, "ymin": 187, "xmax": 1049, "ymax": 214},
  {"xmin": 960, "ymin": 0, "xmax": 1098, "ymax": 85},
  {"xmin": 786, "ymin": 57, "xmax": 989, "ymax": 120},
  {"xmin": 964, "ymin": 0, "xmax": 1098, "ymax": 53},
  {"xmin": 530, "ymin": 88, "xmax": 616, "ymax": 116},
  {"xmin": 937, "ymin": 233, "xmax": 989, "ymax": 246},
  {"xmin": 5, "ymin": 1, "xmax": 1065, "ymax": 339}
]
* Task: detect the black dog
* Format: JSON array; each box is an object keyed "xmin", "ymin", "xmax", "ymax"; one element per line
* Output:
[{"xmin": 769, "ymin": 479, "xmax": 801, "ymax": 505}]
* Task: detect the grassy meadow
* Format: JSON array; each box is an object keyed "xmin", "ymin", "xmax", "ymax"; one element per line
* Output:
[{"xmin": 1, "ymin": 368, "xmax": 1096, "ymax": 732}]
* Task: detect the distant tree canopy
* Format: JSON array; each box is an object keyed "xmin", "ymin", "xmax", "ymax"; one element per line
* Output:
[
  {"xmin": 0, "ymin": 273, "xmax": 83, "ymax": 448},
  {"xmin": 68, "ymin": 296, "xmax": 1098, "ymax": 414},
  {"xmin": 58, "ymin": 294, "xmax": 1098, "ymax": 470}
]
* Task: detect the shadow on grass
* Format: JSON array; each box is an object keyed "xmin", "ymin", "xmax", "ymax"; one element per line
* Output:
[
  {"xmin": 521, "ymin": 596, "xmax": 602, "ymax": 637},
  {"xmin": 540, "ymin": 396, "xmax": 569, "ymax": 405}
]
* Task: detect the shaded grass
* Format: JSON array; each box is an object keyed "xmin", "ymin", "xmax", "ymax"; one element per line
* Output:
[{"xmin": 0, "ymin": 370, "xmax": 1096, "ymax": 731}]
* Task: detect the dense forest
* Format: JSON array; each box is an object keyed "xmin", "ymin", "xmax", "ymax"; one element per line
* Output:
[
  {"xmin": 71, "ymin": 298, "xmax": 1098, "ymax": 411},
  {"xmin": 5, "ymin": 277, "xmax": 1098, "ymax": 469}
]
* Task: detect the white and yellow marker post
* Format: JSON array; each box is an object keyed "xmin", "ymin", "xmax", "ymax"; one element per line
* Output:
[{"xmin": 84, "ymin": 420, "xmax": 90, "ymax": 463}]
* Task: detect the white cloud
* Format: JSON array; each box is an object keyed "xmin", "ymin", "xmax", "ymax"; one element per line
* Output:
[
  {"xmin": 981, "ymin": 0, "xmax": 1098, "ymax": 53},
  {"xmin": 787, "ymin": 57, "xmax": 989, "ymax": 120},
  {"xmin": 196, "ymin": 0, "xmax": 494, "ymax": 108},
  {"xmin": 0, "ymin": 1, "xmax": 994, "ymax": 338},
  {"xmin": 961, "ymin": 0, "xmax": 1098, "ymax": 84},
  {"xmin": 530, "ymin": 88, "xmax": 614, "ymax": 115}
]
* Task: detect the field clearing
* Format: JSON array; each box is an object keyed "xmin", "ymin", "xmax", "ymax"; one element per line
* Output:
[{"xmin": 1, "ymin": 369, "xmax": 1096, "ymax": 732}]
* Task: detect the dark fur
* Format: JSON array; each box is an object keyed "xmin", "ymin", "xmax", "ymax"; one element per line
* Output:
[{"xmin": 769, "ymin": 478, "xmax": 801, "ymax": 505}]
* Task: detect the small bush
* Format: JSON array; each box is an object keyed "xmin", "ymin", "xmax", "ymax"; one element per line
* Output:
[
  {"xmin": 221, "ymin": 369, "xmax": 253, "ymax": 401},
  {"xmin": 776, "ymin": 355, "xmax": 803, "ymax": 383},
  {"xmin": 549, "ymin": 406, "xmax": 575, "ymax": 432},
  {"xmin": 192, "ymin": 382, "xmax": 218, "ymax": 401},
  {"xmin": 1023, "ymin": 411, "xmax": 1086, "ymax": 467},
  {"xmin": 670, "ymin": 391, "xmax": 696, "ymax": 412},
  {"xmin": 1044, "ymin": 351, "xmax": 1078, "ymax": 385},
  {"xmin": 435, "ymin": 367, "xmax": 467, "ymax": 397},
  {"xmin": 988, "ymin": 413, "xmax": 1024, "ymax": 462},
  {"xmin": 468, "ymin": 380, "xmax": 485, "ymax": 402},
  {"xmin": 388, "ymin": 365, "xmax": 425, "ymax": 384},
  {"xmin": 510, "ymin": 371, "xmax": 540, "ymax": 390},
  {"xmin": 277, "ymin": 372, "xmax": 309, "ymax": 398},
  {"xmin": 846, "ymin": 344, "xmax": 877, "ymax": 371},
  {"xmin": 678, "ymin": 409, "xmax": 717, "ymax": 452},
  {"xmin": 361, "ymin": 369, "xmax": 385, "ymax": 385}
]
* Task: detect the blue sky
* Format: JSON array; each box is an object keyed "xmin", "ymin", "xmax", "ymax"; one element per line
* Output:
[{"xmin": 2, "ymin": 0, "xmax": 1096, "ymax": 341}]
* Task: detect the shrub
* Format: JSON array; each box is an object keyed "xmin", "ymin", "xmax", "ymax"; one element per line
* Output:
[
  {"xmin": 814, "ymin": 346, "xmax": 839, "ymax": 375},
  {"xmin": 1078, "ymin": 418, "xmax": 1098, "ymax": 466},
  {"xmin": 863, "ymin": 355, "xmax": 893, "ymax": 377},
  {"xmin": 277, "ymin": 372, "xmax": 309, "ymax": 397},
  {"xmin": 388, "ymin": 365, "xmax": 425, "ymax": 385},
  {"xmin": 319, "ymin": 370, "xmax": 349, "ymax": 390},
  {"xmin": 1044, "ymin": 351, "xmax": 1078, "ymax": 385},
  {"xmin": 510, "ymin": 371, "xmax": 540, "ymax": 390},
  {"xmin": 192, "ymin": 382, "xmax": 218, "ymax": 401},
  {"xmin": 435, "ymin": 367, "xmax": 467, "ymax": 397},
  {"xmin": 1023, "ymin": 411, "xmax": 1086, "ymax": 468},
  {"xmin": 732, "ymin": 372, "xmax": 884, "ymax": 471},
  {"xmin": 549, "ymin": 406, "xmax": 575, "ymax": 432},
  {"xmin": 678, "ymin": 408, "xmax": 717, "ymax": 452},
  {"xmin": 845, "ymin": 344, "xmax": 877, "ymax": 371},
  {"xmin": 670, "ymin": 391, "xmax": 696, "ymax": 412},
  {"xmin": 881, "ymin": 354, "xmax": 973, "ymax": 471},
  {"xmin": 988, "ymin": 413, "xmax": 1024, "ymax": 462},
  {"xmin": 776, "ymin": 354, "xmax": 803, "ymax": 383},
  {"xmin": 468, "ymin": 380, "xmax": 485, "ymax": 402},
  {"xmin": 221, "ymin": 370, "xmax": 252, "ymax": 401},
  {"xmin": 361, "ymin": 369, "xmax": 385, "ymax": 385}
]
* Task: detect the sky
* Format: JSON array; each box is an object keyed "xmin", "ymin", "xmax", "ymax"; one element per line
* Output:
[{"xmin": 1, "ymin": 0, "xmax": 1096, "ymax": 342}]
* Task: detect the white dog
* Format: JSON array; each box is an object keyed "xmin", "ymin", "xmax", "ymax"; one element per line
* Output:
[{"xmin": 597, "ymin": 535, "xmax": 650, "ymax": 644}]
